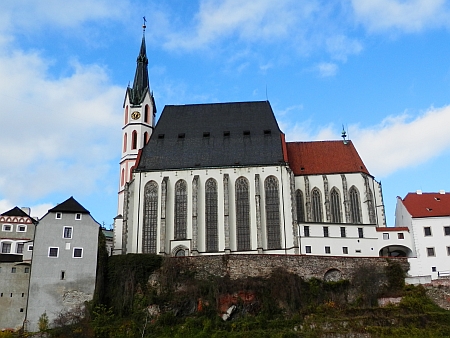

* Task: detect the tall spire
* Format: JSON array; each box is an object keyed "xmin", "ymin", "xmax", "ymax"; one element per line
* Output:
[{"xmin": 129, "ymin": 18, "xmax": 150, "ymax": 105}]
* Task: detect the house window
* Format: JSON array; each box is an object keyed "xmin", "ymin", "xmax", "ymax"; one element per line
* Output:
[
  {"xmin": 61, "ymin": 271, "xmax": 65, "ymax": 280},
  {"xmin": 28, "ymin": 245, "xmax": 33, "ymax": 251},
  {"xmin": 325, "ymin": 246, "xmax": 331, "ymax": 254},
  {"xmin": 444, "ymin": 226, "xmax": 450, "ymax": 236},
  {"xmin": 143, "ymin": 181, "xmax": 158, "ymax": 254},
  {"xmin": 305, "ymin": 246, "xmax": 311, "ymax": 253},
  {"xmin": 330, "ymin": 188, "xmax": 342, "ymax": 223},
  {"xmin": 427, "ymin": 247, "xmax": 435, "ymax": 257},
  {"xmin": 1, "ymin": 242, "xmax": 11, "ymax": 253},
  {"xmin": 75, "ymin": 213, "xmax": 82, "ymax": 220},
  {"xmin": 383, "ymin": 233, "xmax": 389, "ymax": 240},
  {"xmin": 311, "ymin": 188, "xmax": 323, "ymax": 222},
  {"xmin": 424, "ymin": 227, "xmax": 432, "ymax": 237},
  {"xmin": 342, "ymin": 247, "xmax": 348, "ymax": 254},
  {"xmin": 73, "ymin": 248, "xmax": 83, "ymax": 258},
  {"xmin": 131, "ymin": 130, "xmax": 138, "ymax": 150},
  {"xmin": 398, "ymin": 233, "xmax": 404, "ymax": 239},
  {"xmin": 323, "ymin": 226, "xmax": 329, "ymax": 237},
  {"xmin": 236, "ymin": 177, "xmax": 251, "ymax": 251},
  {"xmin": 304, "ymin": 226, "xmax": 310, "ymax": 237},
  {"xmin": 63, "ymin": 227, "xmax": 73, "ymax": 239},
  {"xmin": 49, "ymin": 247, "xmax": 59, "ymax": 257},
  {"xmin": 16, "ymin": 243, "xmax": 24, "ymax": 254},
  {"xmin": 205, "ymin": 178, "xmax": 218, "ymax": 252},
  {"xmin": 349, "ymin": 186, "xmax": 362, "ymax": 223},
  {"xmin": 11, "ymin": 267, "xmax": 16, "ymax": 273},
  {"xmin": 358, "ymin": 227, "xmax": 364, "ymax": 238},
  {"xmin": 24, "ymin": 267, "xmax": 30, "ymax": 273},
  {"xmin": 56, "ymin": 212, "xmax": 62, "ymax": 219},
  {"xmin": 295, "ymin": 190, "xmax": 305, "ymax": 222},
  {"xmin": 17, "ymin": 225, "xmax": 26, "ymax": 232},
  {"xmin": 432, "ymin": 267, "xmax": 437, "ymax": 272},
  {"xmin": 2, "ymin": 224, "xmax": 12, "ymax": 232},
  {"xmin": 355, "ymin": 249, "xmax": 361, "ymax": 253},
  {"xmin": 174, "ymin": 180, "xmax": 187, "ymax": 240},
  {"xmin": 265, "ymin": 176, "xmax": 281, "ymax": 249},
  {"xmin": 340, "ymin": 227, "xmax": 346, "ymax": 238}
]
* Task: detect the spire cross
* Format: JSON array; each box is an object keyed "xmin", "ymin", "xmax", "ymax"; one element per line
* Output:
[{"xmin": 142, "ymin": 16, "xmax": 147, "ymax": 34}]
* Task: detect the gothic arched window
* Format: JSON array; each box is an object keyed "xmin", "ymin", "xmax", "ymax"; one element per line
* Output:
[
  {"xmin": 144, "ymin": 132, "xmax": 149, "ymax": 145},
  {"xmin": 121, "ymin": 169, "xmax": 125, "ymax": 186},
  {"xmin": 330, "ymin": 188, "xmax": 342, "ymax": 223},
  {"xmin": 235, "ymin": 177, "xmax": 250, "ymax": 251},
  {"xmin": 131, "ymin": 130, "xmax": 137, "ymax": 150},
  {"xmin": 174, "ymin": 180, "xmax": 187, "ymax": 239},
  {"xmin": 265, "ymin": 176, "xmax": 281, "ymax": 249},
  {"xmin": 349, "ymin": 186, "xmax": 362, "ymax": 224},
  {"xmin": 295, "ymin": 190, "xmax": 305, "ymax": 223},
  {"xmin": 205, "ymin": 178, "xmax": 218, "ymax": 252},
  {"xmin": 143, "ymin": 181, "xmax": 158, "ymax": 253},
  {"xmin": 123, "ymin": 133, "xmax": 127, "ymax": 153},
  {"xmin": 125, "ymin": 105, "xmax": 128, "ymax": 124},
  {"xmin": 311, "ymin": 188, "xmax": 323, "ymax": 222},
  {"xmin": 144, "ymin": 105, "xmax": 149, "ymax": 123}
]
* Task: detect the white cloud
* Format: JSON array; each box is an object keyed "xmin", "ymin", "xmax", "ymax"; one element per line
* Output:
[
  {"xmin": 0, "ymin": 48, "xmax": 123, "ymax": 201},
  {"xmin": 315, "ymin": 62, "xmax": 338, "ymax": 77},
  {"xmin": 351, "ymin": 0, "xmax": 450, "ymax": 33},
  {"xmin": 285, "ymin": 105, "xmax": 450, "ymax": 178}
]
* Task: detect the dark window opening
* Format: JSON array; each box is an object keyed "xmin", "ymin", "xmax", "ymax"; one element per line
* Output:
[
  {"xmin": 178, "ymin": 133, "xmax": 185, "ymax": 139},
  {"xmin": 223, "ymin": 131, "xmax": 230, "ymax": 137},
  {"xmin": 304, "ymin": 226, "xmax": 310, "ymax": 237},
  {"xmin": 243, "ymin": 130, "xmax": 250, "ymax": 136},
  {"xmin": 203, "ymin": 132, "xmax": 210, "ymax": 138},
  {"xmin": 305, "ymin": 246, "xmax": 311, "ymax": 253},
  {"xmin": 158, "ymin": 134, "xmax": 165, "ymax": 139},
  {"xmin": 264, "ymin": 129, "xmax": 271, "ymax": 135}
]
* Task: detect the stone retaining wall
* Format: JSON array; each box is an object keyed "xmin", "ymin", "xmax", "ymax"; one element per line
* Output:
[{"xmin": 173, "ymin": 254, "xmax": 409, "ymax": 280}]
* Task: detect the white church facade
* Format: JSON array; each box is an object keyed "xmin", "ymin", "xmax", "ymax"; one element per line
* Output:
[{"xmin": 113, "ymin": 32, "xmax": 412, "ymax": 260}]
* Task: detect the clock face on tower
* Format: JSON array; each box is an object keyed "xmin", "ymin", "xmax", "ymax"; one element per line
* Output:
[{"xmin": 131, "ymin": 111, "xmax": 141, "ymax": 120}]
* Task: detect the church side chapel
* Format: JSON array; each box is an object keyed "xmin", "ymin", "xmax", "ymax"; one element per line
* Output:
[{"xmin": 114, "ymin": 28, "xmax": 387, "ymax": 258}]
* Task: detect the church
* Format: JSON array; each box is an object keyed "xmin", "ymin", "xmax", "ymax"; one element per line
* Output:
[{"xmin": 113, "ymin": 31, "xmax": 393, "ymax": 258}]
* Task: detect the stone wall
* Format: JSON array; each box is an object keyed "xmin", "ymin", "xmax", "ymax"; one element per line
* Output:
[{"xmin": 173, "ymin": 254, "xmax": 409, "ymax": 281}]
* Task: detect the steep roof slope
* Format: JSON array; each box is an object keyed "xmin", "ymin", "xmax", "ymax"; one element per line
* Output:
[
  {"xmin": 48, "ymin": 196, "xmax": 90, "ymax": 214},
  {"xmin": 136, "ymin": 101, "xmax": 285, "ymax": 171},
  {"xmin": 1, "ymin": 206, "xmax": 30, "ymax": 217},
  {"xmin": 401, "ymin": 192, "xmax": 450, "ymax": 218},
  {"xmin": 286, "ymin": 140, "xmax": 370, "ymax": 176}
]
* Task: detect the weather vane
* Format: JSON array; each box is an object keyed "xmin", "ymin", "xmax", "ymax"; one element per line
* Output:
[{"xmin": 143, "ymin": 16, "xmax": 147, "ymax": 33}]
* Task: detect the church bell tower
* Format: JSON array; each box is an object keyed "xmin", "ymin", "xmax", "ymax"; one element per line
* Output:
[{"xmin": 114, "ymin": 22, "xmax": 156, "ymax": 254}]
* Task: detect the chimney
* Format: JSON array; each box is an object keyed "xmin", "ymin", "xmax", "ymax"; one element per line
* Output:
[
  {"xmin": 416, "ymin": 190, "xmax": 422, "ymax": 195},
  {"xmin": 440, "ymin": 190, "xmax": 445, "ymax": 194},
  {"xmin": 21, "ymin": 207, "xmax": 31, "ymax": 215}
]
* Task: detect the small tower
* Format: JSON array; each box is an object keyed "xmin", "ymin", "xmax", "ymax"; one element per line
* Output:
[{"xmin": 115, "ymin": 21, "xmax": 156, "ymax": 254}]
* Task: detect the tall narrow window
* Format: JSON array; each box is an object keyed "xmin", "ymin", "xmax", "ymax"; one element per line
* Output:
[
  {"xmin": 311, "ymin": 188, "xmax": 323, "ymax": 222},
  {"xmin": 349, "ymin": 186, "xmax": 362, "ymax": 223},
  {"xmin": 123, "ymin": 133, "xmax": 127, "ymax": 153},
  {"xmin": 121, "ymin": 169, "xmax": 125, "ymax": 186},
  {"xmin": 144, "ymin": 132, "xmax": 149, "ymax": 145},
  {"xmin": 174, "ymin": 180, "xmax": 187, "ymax": 240},
  {"xmin": 205, "ymin": 178, "xmax": 218, "ymax": 252},
  {"xmin": 131, "ymin": 130, "xmax": 138, "ymax": 150},
  {"xmin": 144, "ymin": 105, "xmax": 149, "ymax": 123},
  {"xmin": 330, "ymin": 188, "xmax": 342, "ymax": 223},
  {"xmin": 125, "ymin": 105, "xmax": 128, "ymax": 124},
  {"xmin": 235, "ymin": 177, "xmax": 250, "ymax": 251},
  {"xmin": 265, "ymin": 176, "xmax": 281, "ymax": 249},
  {"xmin": 143, "ymin": 181, "xmax": 158, "ymax": 253},
  {"xmin": 295, "ymin": 190, "xmax": 305, "ymax": 222}
]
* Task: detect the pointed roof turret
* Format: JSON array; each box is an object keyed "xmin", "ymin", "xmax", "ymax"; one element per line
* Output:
[{"xmin": 128, "ymin": 30, "xmax": 150, "ymax": 105}]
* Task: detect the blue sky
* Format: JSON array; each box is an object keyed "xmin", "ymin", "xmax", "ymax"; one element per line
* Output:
[{"xmin": 1, "ymin": 0, "xmax": 450, "ymax": 227}]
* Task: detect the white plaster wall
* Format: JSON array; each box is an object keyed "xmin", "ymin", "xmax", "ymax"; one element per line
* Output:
[{"xmin": 128, "ymin": 165, "xmax": 296, "ymax": 255}]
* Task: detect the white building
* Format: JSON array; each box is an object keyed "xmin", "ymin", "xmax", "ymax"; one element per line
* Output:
[
  {"xmin": 114, "ymin": 33, "xmax": 398, "ymax": 258},
  {"xmin": 396, "ymin": 191, "xmax": 450, "ymax": 281}
]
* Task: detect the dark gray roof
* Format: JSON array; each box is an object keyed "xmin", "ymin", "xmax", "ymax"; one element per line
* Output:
[
  {"xmin": 48, "ymin": 197, "xmax": 90, "ymax": 214},
  {"xmin": 1, "ymin": 206, "xmax": 30, "ymax": 217},
  {"xmin": 136, "ymin": 101, "xmax": 285, "ymax": 171}
]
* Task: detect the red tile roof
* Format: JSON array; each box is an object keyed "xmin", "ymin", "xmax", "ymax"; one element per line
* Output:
[
  {"xmin": 376, "ymin": 227, "xmax": 409, "ymax": 232},
  {"xmin": 286, "ymin": 140, "xmax": 370, "ymax": 176},
  {"xmin": 401, "ymin": 192, "xmax": 450, "ymax": 218}
]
